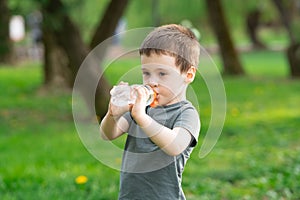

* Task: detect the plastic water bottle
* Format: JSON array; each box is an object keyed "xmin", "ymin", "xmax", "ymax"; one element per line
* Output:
[{"xmin": 110, "ymin": 84, "xmax": 157, "ymax": 107}]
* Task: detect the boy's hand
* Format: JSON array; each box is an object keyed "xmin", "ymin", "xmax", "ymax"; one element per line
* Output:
[
  {"xmin": 108, "ymin": 81, "xmax": 131, "ymax": 119},
  {"xmin": 108, "ymin": 101, "xmax": 131, "ymax": 119},
  {"xmin": 130, "ymin": 86, "xmax": 149, "ymax": 122}
]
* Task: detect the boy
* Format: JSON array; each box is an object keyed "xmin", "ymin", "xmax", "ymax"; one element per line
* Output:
[{"xmin": 100, "ymin": 24, "xmax": 200, "ymax": 200}]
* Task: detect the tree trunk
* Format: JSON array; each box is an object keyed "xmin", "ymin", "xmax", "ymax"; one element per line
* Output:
[
  {"xmin": 42, "ymin": 25, "xmax": 72, "ymax": 89},
  {"xmin": 206, "ymin": 0, "xmax": 245, "ymax": 75},
  {"xmin": 272, "ymin": 0, "xmax": 296, "ymax": 44},
  {"xmin": 287, "ymin": 43, "xmax": 300, "ymax": 77},
  {"xmin": 272, "ymin": 0, "xmax": 300, "ymax": 78},
  {"xmin": 0, "ymin": 0, "xmax": 12, "ymax": 63},
  {"xmin": 41, "ymin": 0, "xmax": 129, "ymax": 120},
  {"xmin": 246, "ymin": 9, "xmax": 266, "ymax": 49},
  {"xmin": 90, "ymin": 0, "xmax": 129, "ymax": 49},
  {"xmin": 90, "ymin": 0, "xmax": 129, "ymax": 121}
]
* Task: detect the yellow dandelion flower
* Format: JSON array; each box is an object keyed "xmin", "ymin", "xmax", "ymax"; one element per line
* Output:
[{"xmin": 75, "ymin": 175, "xmax": 88, "ymax": 184}]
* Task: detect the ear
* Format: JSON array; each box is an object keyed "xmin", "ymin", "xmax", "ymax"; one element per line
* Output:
[{"xmin": 185, "ymin": 66, "xmax": 196, "ymax": 83}]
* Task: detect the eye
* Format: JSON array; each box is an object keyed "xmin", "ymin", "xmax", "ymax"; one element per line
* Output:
[
  {"xmin": 159, "ymin": 72, "xmax": 166, "ymax": 77},
  {"xmin": 143, "ymin": 71, "xmax": 150, "ymax": 76}
]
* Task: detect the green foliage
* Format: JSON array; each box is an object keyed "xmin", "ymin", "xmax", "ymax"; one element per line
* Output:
[
  {"xmin": 6, "ymin": 0, "xmax": 289, "ymax": 48},
  {"xmin": 64, "ymin": 0, "xmax": 110, "ymax": 42},
  {"xmin": 1, "ymin": 50, "xmax": 300, "ymax": 199},
  {"xmin": 125, "ymin": 0, "xmax": 206, "ymax": 28},
  {"xmin": 8, "ymin": 0, "xmax": 39, "ymax": 15}
]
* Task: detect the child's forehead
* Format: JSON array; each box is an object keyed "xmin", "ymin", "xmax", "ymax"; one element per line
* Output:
[
  {"xmin": 141, "ymin": 62, "xmax": 179, "ymax": 72},
  {"xmin": 141, "ymin": 54, "xmax": 177, "ymax": 69},
  {"xmin": 142, "ymin": 65, "xmax": 171, "ymax": 71}
]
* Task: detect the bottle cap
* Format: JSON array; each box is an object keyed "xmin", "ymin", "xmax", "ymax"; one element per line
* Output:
[{"xmin": 145, "ymin": 85, "xmax": 158, "ymax": 108}]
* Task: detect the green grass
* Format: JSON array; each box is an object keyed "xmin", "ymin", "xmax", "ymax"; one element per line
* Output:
[
  {"xmin": 1, "ymin": 50, "xmax": 300, "ymax": 199},
  {"xmin": 241, "ymin": 50, "xmax": 289, "ymax": 77}
]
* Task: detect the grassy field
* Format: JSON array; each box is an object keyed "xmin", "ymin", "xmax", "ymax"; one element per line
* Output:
[{"xmin": 1, "ymin": 50, "xmax": 300, "ymax": 199}]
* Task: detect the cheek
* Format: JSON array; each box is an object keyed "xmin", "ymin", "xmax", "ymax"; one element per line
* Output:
[
  {"xmin": 159, "ymin": 85, "xmax": 178, "ymax": 97},
  {"xmin": 163, "ymin": 76, "xmax": 184, "ymax": 90}
]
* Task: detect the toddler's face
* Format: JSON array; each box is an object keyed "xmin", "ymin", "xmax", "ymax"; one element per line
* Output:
[{"xmin": 141, "ymin": 54, "xmax": 189, "ymax": 106}]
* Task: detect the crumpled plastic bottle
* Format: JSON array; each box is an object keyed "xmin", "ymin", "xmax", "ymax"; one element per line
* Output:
[{"xmin": 110, "ymin": 84, "xmax": 158, "ymax": 107}]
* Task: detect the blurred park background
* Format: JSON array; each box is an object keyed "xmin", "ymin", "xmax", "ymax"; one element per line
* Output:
[{"xmin": 1, "ymin": 0, "xmax": 300, "ymax": 199}]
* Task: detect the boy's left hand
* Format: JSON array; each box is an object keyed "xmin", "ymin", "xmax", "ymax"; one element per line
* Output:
[{"xmin": 130, "ymin": 86, "xmax": 149, "ymax": 121}]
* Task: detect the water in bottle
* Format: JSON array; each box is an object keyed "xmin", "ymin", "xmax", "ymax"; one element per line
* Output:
[{"xmin": 110, "ymin": 84, "xmax": 157, "ymax": 107}]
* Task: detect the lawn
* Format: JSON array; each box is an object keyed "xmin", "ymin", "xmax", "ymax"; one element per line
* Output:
[{"xmin": 1, "ymin": 50, "xmax": 300, "ymax": 199}]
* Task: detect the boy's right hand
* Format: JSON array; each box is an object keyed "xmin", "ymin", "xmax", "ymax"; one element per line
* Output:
[
  {"xmin": 108, "ymin": 101, "xmax": 131, "ymax": 119},
  {"xmin": 108, "ymin": 81, "xmax": 132, "ymax": 118}
]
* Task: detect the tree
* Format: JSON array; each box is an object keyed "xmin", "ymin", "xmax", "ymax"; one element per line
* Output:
[
  {"xmin": 41, "ymin": 0, "xmax": 90, "ymax": 89},
  {"xmin": 0, "ymin": 0, "xmax": 12, "ymax": 63},
  {"xmin": 41, "ymin": 0, "xmax": 129, "ymax": 119},
  {"xmin": 246, "ymin": 8, "xmax": 267, "ymax": 49},
  {"xmin": 272, "ymin": 0, "xmax": 296, "ymax": 43},
  {"xmin": 206, "ymin": 0, "xmax": 245, "ymax": 75},
  {"xmin": 42, "ymin": 25, "xmax": 72, "ymax": 88},
  {"xmin": 90, "ymin": 0, "xmax": 129, "ymax": 49},
  {"xmin": 272, "ymin": 0, "xmax": 300, "ymax": 77}
]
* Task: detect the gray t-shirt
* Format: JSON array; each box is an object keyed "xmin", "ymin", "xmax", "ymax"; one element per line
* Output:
[{"xmin": 118, "ymin": 101, "xmax": 200, "ymax": 200}]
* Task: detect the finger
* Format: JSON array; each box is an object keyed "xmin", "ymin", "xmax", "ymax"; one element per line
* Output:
[
  {"xmin": 139, "ymin": 85, "xmax": 149, "ymax": 95},
  {"xmin": 134, "ymin": 87, "xmax": 146, "ymax": 100}
]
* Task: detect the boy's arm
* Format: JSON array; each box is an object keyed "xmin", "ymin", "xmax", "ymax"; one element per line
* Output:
[
  {"xmin": 134, "ymin": 114, "xmax": 192, "ymax": 156},
  {"xmin": 131, "ymin": 88, "xmax": 194, "ymax": 156},
  {"xmin": 100, "ymin": 103, "xmax": 130, "ymax": 140}
]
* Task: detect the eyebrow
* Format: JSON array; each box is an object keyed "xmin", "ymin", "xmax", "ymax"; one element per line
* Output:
[{"xmin": 141, "ymin": 66, "xmax": 168, "ymax": 71}]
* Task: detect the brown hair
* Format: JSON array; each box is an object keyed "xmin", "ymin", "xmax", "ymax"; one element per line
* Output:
[{"xmin": 139, "ymin": 24, "xmax": 200, "ymax": 73}]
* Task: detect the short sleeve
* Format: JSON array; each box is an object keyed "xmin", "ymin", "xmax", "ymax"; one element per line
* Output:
[{"xmin": 173, "ymin": 107, "xmax": 200, "ymax": 147}]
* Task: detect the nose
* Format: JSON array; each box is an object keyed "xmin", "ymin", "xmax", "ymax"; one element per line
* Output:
[{"xmin": 148, "ymin": 78, "xmax": 158, "ymax": 87}]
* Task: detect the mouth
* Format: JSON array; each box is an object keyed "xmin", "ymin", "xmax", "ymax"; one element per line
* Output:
[
  {"xmin": 154, "ymin": 90, "xmax": 159, "ymax": 100},
  {"xmin": 152, "ymin": 87, "xmax": 159, "ymax": 94},
  {"xmin": 150, "ymin": 90, "xmax": 159, "ymax": 108}
]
